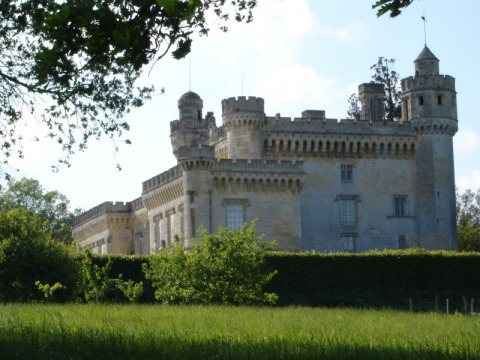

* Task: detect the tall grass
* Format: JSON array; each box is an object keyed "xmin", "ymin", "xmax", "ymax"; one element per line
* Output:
[{"xmin": 0, "ymin": 304, "xmax": 479, "ymax": 359}]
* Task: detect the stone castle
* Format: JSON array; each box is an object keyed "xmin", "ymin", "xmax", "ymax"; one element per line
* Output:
[{"xmin": 73, "ymin": 46, "xmax": 458, "ymax": 254}]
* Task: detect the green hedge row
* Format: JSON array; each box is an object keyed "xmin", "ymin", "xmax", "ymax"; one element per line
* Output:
[
  {"xmin": 94, "ymin": 250, "xmax": 480, "ymax": 306},
  {"xmin": 264, "ymin": 249, "xmax": 480, "ymax": 307}
]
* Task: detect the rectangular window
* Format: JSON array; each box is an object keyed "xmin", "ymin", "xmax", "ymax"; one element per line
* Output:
[
  {"xmin": 398, "ymin": 235, "xmax": 406, "ymax": 250},
  {"xmin": 393, "ymin": 196, "xmax": 408, "ymax": 216},
  {"xmin": 419, "ymin": 96, "xmax": 424, "ymax": 106},
  {"xmin": 227, "ymin": 204, "xmax": 244, "ymax": 229},
  {"xmin": 339, "ymin": 199, "xmax": 356, "ymax": 226},
  {"xmin": 190, "ymin": 209, "xmax": 196, "ymax": 237},
  {"xmin": 341, "ymin": 165, "xmax": 353, "ymax": 182},
  {"xmin": 437, "ymin": 95, "xmax": 442, "ymax": 105},
  {"xmin": 188, "ymin": 191, "xmax": 195, "ymax": 204},
  {"xmin": 340, "ymin": 235, "xmax": 356, "ymax": 252},
  {"xmin": 153, "ymin": 215, "xmax": 162, "ymax": 250}
]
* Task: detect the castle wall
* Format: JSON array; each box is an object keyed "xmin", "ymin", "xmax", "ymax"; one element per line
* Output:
[
  {"xmin": 299, "ymin": 155, "xmax": 417, "ymax": 252},
  {"xmin": 210, "ymin": 174, "xmax": 302, "ymax": 251}
]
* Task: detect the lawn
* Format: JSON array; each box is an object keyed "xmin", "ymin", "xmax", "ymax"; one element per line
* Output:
[{"xmin": 0, "ymin": 304, "xmax": 479, "ymax": 359}]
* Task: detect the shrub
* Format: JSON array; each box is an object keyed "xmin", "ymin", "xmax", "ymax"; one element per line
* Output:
[
  {"xmin": 0, "ymin": 208, "xmax": 80, "ymax": 302},
  {"xmin": 144, "ymin": 221, "xmax": 278, "ymax": 305}
]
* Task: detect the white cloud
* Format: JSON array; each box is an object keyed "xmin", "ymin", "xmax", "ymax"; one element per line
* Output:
[
  {"xmin": 326, "ymin": 22, "xmax": 370, "ymax": 43},
  {"xmin": 457, "ymin": 170, "xmax": 480, "ymax": 193},
  {"xmin": 202, "ymin": 0, "xmax": 319, "ymax": 64},
  {"xmin": 254, "ymin": 62, "xmax": 337, "ymax": 113},
  {"xmin": 454, "ymin": 127, "xmax": 480, "ymax": 153}
]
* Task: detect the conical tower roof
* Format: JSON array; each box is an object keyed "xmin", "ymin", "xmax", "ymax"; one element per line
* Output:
[
  {"xmin": 414, "ymin": 46, "xmax": 439, "ymax": 76},
  {"xmin": 415, "ymin": 46, "xmax": 439, "ymax": 61}
]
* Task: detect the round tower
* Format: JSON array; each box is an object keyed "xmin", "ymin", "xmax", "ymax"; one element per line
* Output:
[
  {"xmin": 178, "ymin": 145, "xmax": 215, "ymax": 250},
  {"xmin": 170, "ymin": 91, "xmax": 208, "ymax": 158},
  {"xmin": 221, "ymin": 96, "xmax": 265, "ymax": 159},
  {"xmin": 401, "ymin": 46, "xmax": 458, "ymax": 250}
]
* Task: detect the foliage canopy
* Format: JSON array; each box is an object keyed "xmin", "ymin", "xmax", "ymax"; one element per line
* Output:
[
  {"xmin": 372, "ymin": 0, "xmax": 414, "ymax": 17},
  {"xmin": 0, "ymin": 177, "xmax": 77, "ymax": 244},
  {"xmin": 0, "ymin": 0, "xmax": 256, "ymax": 171}
]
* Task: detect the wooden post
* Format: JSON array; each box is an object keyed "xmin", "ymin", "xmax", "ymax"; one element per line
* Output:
[
  {"xmin": 447, "ymin": 298, "xmax": 449, "ymax": 315},
  {"xmin": 435, "ymin": 294, "xmax": 439, "ymax": 312},
  {"xmin": 409, "ymin": 297, "xmax": 413, "ymax": 312},
  {"xmin": 463, "ymin": 297, "xmax": 468, "ymax": 315},
  {"xmin": 471, "ymin": 298, "xmax": 475, "ymax": 316}
]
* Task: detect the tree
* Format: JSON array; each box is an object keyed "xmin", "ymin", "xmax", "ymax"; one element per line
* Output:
[
  {"xmin": 347, "ymin": 93, "xmax": 361, "ymax": 121},
  {"xmin": 346, "ymin": 57, "xmax": 401, "ymax": 122},
  {"xmin": 371, "ymin": 57, "xmax": 402, "ymax": 122},
  {"xmin": 372, "ymin": 0, "xmax": 414, "ymax": 17},
  {"xmin": 457, "ymin": 188, "xmax": 480, "ymax": 252},
  {"xmin": 0, "ymin": 177, "xmax": 78, "ymax": 244},
  {"xmin": 0, "ymin": 208, "xmax": 80, "ymax": 302},
  {"xmin": 144, "ymin": 221, "xmax": 278, "ymax": 305},
  {"xmin": 0, "ymin": 1, "xmax": 257, "ymax": 172}
]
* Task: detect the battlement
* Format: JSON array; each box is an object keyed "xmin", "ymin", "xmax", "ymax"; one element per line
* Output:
[
  {"xmin": 401, "ymin": 75, "xmax": 455, "ymax": 92},
  {"xmin": 178, "ymin": 145, "xmax": 215, "ymax": 160},
  {"xmin": 358, "ymin": 83, "xmax": 384, "ymax": 94},
  {"xmin": 142, "ymin": 165, "xmax": 182, "ymax": 194},
  {"xmin": 265, "ymin": 116, "xmax": 413, "ymax": 136},
  {"xmin": 73, "ymin": 201, "xmax": 132, "ymax": 227},
  {"xmin": 221, "ymin": 96, "xmax": 265, "ymax": 114},
  {"xmin": 170, "ymin": 119, "xmax": 208, "ymax": 133},
  {"xmin": 301, "ymin": 110, "xmax": 325, "ymax": 120}
]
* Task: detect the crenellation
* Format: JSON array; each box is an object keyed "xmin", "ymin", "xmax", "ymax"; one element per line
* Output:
[
  {"xmin": 221, "ymin": 96, "xmax": 265, "ymax": 114},
  {"xmin": 178, "ymin": 144, "xmax": 215, "ymax": 160},
  {"xmin": 142, "ymin": 165, "xmax": 182, "ymax": 194},
  {"xmin": 401, "ymin": 74, "xmax": 455, "ymax": 92}
]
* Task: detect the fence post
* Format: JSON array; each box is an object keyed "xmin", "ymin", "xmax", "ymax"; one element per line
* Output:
[
  {"xmin": 471, "ymin": 298, "xmax": 475, "ymax": 316},
  {"xmin": 409, "ymin": 297, "xmax": 413, "ymax": 312},
  {"xmin": 447, "ymin": 298, "xmax": 449, "ymax": 315},
  {"xmin": 435, "ymin": 294, "xmax": 439, "ymax": 312}
]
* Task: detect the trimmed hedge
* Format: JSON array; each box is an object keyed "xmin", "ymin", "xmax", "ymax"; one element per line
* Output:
[
  {"xmin": 90, "ymin": 249, "xmax": 480, "ymax": 307},
  {"xmin": 264, "ymin": 249, "xmax": 480, "ymax": 307}
]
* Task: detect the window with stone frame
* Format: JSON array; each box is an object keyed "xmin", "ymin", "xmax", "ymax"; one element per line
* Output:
[
  {"xmin": 393, "ymin": 196, "xmax": 408, "ymax": 216},
  {"xmin": 224, "ymin": 198, "xmax": 248, "ymax": 229},
  {"xmin": 227, "ymin": 204, "xmax": 244, "ymax": 229},
  {"xmin": 339, "ymin": 199, "xmax": 356, "ymax": 226},
  {"xmin": 340, "ymin": 234, "xmax": 356, "ymax": 252},
  {"xmin": 341, "ymin": 164, "xmax": 353, "ymax": 182}
]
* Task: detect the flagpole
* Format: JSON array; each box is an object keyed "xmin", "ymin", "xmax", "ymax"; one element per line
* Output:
[{"xmin": 421, "ymin": 15, "xmax": 427, "ymax": 46}]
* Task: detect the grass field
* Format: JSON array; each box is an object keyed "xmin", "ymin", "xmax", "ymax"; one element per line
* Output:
[{"xmin": 0, "ymin": 304, "xmax": 479, "ymax": 359}]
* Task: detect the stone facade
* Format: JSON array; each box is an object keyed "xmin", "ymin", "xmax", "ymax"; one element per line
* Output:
[{"xmin": 73, "ymin": 46, "xmax": 458, "ymax": 254}]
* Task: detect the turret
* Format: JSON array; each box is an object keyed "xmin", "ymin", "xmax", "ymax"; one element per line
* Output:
[
  {"xmin": 170, "ymin": 91, "xmax": 213, "ymax": 159},
  {"xmin": 221, "ymin": 96, "xmax": 265, "ymax": 159},
  {"xmin": 178, "ymin": 145, "xmax": 215, "ymax": 249},
  {"xmin": 401, "ymin": 46, "xmax": 457, "ymax": 122},
  {"xmin": 401, "ymin": 46, "xmax": 458, "ymax": 250},
  {"xmin": 358, "ymin": 83, "xmax": 385, "ymax": 122}
]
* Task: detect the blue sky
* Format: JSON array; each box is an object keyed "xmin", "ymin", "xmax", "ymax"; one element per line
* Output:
[{"xmin": 4, "ymin": 0, "xmax": 480, "ymax": 211}]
